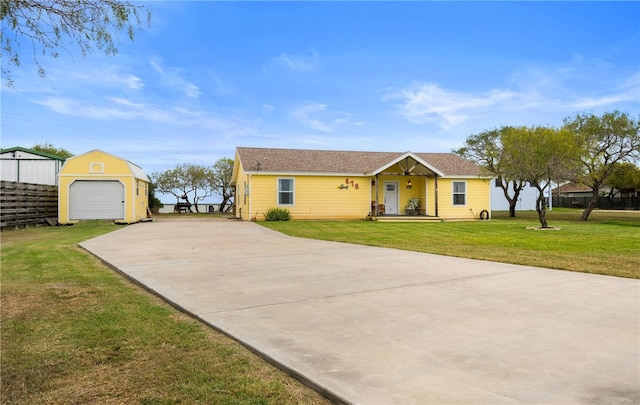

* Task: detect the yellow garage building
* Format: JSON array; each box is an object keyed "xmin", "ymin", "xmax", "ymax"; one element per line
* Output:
[{"xmin": 58, "ymin": 150, "xmax": 150, "ymax": 224}]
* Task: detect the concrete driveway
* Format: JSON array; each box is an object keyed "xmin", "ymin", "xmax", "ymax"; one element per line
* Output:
[{"xmin": 80, "ymin": 218, "xmax": 640, "ymax": 404}]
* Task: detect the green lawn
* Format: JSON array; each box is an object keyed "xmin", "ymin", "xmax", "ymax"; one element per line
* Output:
[
  {"xmin": 1, "ymin": 221, "xmax": 330, "ymax": 405},
  {"xmin": 260, "ymin": 209, "xmax": 640, "ymax": 279},
  {"xmin": 3, "ymin": 210, "xmax": 637, "ymax": 404}
]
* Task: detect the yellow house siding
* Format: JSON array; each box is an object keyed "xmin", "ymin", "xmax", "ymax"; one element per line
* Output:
[
  {"xmin": 436, "ymin": 178, "xmax": 491, "ymax": 219},
  {"xmin": 232, "ymin": 148, "xmax": 491, "ymax": 221},
  {"xmin": 247, "ymin": 174, "xmax": 370, "ymax": 221},
  {"xmin": 133, "ymin": 178, "xmax": 150, "ymax": 222}
]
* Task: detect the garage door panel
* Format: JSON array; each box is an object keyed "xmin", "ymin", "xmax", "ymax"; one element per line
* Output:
[{"xmin": 70, "ymin": 180, "xmax": 124, "ymax": 220}]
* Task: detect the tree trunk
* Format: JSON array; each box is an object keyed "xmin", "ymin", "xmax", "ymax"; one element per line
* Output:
[
  {"xmin": 219, "ymin": 197, "xmax": 230, "ymax": 213},
  {"xmin": 182, "ymin": 195, "xmax": 195, "ymax": 213},
  {"xmin": 502, "ymin": 180, "xmax": 523, "ymax": 218},
  {"xmin": 580, "ymin": 191, "xmax": 599, "ymax": 221},
  {"xmin": 535, "ymin": 188, "xmax": 548, "ymax": 228}
]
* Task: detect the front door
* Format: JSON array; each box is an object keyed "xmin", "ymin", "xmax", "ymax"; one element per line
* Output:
[{"xmin": 384, "ymin": 182, "xmax": 399, "ymax": 214}]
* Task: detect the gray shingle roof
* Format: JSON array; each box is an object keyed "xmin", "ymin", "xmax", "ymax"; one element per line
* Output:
[{"xmin": 236, "ymin": 147, "xmax": 483, "ymax": 176}]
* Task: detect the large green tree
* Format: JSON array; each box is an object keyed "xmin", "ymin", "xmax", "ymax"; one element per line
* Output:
[
  {"xmin": 607, "ymin": 162, "xmax": 640, "ymax": 197},
  {"xmin": 32, "ymin": 142, "xmax": 73, "ymax": 158},
  {"xmin": 454, "ymin": 127, "xmax": 526, "ymax": 217},
  {"xmin": 1, "ymin": 0, "xmax": 150, "ymax": 86},
  {"xmin": 501, "ymin": 126, "xmax": 580, "ymax": 228},
  {"xmin": 563, "ymin": 111, "xmax": 640, "ymax": 221}
]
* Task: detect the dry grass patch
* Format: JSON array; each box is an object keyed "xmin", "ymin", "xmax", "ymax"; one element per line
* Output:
[{"xmin": 1, "ymin": 222, "xmax": 331, "ymax": 405}]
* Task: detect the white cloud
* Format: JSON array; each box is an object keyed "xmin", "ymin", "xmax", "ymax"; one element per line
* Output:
[
  {"xmin": 149, "ymin": 57, "xmax": 201, "ymax": 98},
  {"xmin": 271, "ymin": 51, "xmax": 318, "ymax": 72},
  {"xmin": 68, "ymin": 68, "xmax": 144, "ymax": 90},
  {"xmin": 507, "ymin": 58, "xmax": 640, "ymax": 113},
  {"xmin": 32, "ymin": 95, "xmax": 253, "ymax": 135},
  {"xmin": 262, "ymin": 104, "xmax": 275, "ymax": 114},
  {"xmin": 570, "ymin": 74, "xmax": 640, "ymax": 109},
  {"xmin": 386, "ymin": 82, "xmax": 516, "ymax": 129},
  {"xmin": 386, "ymin": 64, "xmax": 640, "ymax": 130},
  {"xmin": 290, "ymin": 102, "xmax": 348, "ymax": 132}
]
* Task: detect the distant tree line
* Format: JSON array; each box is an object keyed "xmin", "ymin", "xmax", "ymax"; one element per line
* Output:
[
  {"xmin": 454, "ymin": 111, "xmax": 640, "ymax": 228},
  {"xmin": 151, "ymin": 159, "xmax": 234, "ymax": 214}
]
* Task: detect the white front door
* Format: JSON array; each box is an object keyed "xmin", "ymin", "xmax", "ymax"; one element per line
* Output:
[{"xmin": 384, "ymin": 182, "xmax": 399, "ymax": 214}]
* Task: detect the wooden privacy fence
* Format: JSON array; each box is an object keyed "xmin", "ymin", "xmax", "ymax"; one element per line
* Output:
[{"xmin": 1, "ymin": 181, "xmax": 58, "ymax": 230}]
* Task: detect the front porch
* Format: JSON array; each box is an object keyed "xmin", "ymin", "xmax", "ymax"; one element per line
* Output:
[{"xmin": 369, "ymin": 153, "xmax": 443, "ymax": 218}]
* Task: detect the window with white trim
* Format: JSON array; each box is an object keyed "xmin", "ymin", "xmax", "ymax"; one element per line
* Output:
[
  {"xmin": 278, "ymin": 178, "xmax": 294, "ymax": 205},
  {"xmin": 452, "ymin": 181, "xmax": 466, "ymax": 206}
]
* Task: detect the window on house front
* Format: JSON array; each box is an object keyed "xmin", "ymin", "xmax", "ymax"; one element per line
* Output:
[
  {"xmin": 453, "ymin": 181, "xmax": 466, "ymax": 206},
  {"xmin": 278, "ymin": 178, "xmax": 294, "ymax": 205}
]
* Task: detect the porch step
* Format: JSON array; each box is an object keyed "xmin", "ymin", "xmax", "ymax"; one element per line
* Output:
[{"xmin": 373, "ymin": 215, "xmax": 443, "ymax": 223}]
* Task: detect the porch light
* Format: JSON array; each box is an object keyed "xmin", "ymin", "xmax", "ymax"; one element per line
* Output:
[{"xmin": 406, "ymin": 180, "xmax": 412, "ymax": 189}]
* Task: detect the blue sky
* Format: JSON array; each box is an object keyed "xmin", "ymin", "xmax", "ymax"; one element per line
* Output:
[{"xmin": 2, "ymin": 1, "xmax": 639, "ymax": 187}]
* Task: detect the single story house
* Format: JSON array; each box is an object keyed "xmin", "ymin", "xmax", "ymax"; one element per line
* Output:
[
  {"xmin": 552, "ymin": 182, "xmax": 612, "ymax": 198},
  {"xmin": 231, "ymin": 147, "xmax": 492, "ymax": 221},
  {"xmin": 58, "ymin": 150, "xmax": 150, "ymax": 224},
  {"xmin": 0, "ymin": 146, "xmax": 66, "ymax": 185}
]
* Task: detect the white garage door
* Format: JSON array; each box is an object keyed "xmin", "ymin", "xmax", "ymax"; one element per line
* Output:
[{"xmin": 69, "ymin": 180, "xmax": 125, "ymax": 220}]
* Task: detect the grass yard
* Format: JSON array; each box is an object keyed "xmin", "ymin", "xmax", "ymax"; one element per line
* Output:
[
  {"xmin": 261, "ymin": 209, "xmax": 640, "ymax": 279},
  {"xmin": 0, "ymin": 221, "xmax": 330, "ymax": 405}
]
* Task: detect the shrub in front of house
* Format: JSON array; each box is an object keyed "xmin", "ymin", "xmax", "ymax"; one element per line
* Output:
[{"xmin": 264, "ymin": 207, "xmax": 292, "ymax": 221}]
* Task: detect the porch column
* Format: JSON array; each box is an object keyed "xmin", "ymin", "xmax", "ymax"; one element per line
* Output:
[
  {"xmin": 375, "ymin": 174, "xmax": 380, "ymax": 214},
  {"xmin": 434, "ymin": 174, "xmax": 439, "ymax": 217}
]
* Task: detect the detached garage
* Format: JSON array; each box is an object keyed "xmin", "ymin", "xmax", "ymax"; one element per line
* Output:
[{"xmin": 58, "ymin": 150, "xmax": 150, "ymax": 224}]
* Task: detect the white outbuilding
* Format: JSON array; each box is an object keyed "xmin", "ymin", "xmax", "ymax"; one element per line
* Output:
[{"xmin": 0, "ymin": 146, "xmax": 66, "ymax": 185}]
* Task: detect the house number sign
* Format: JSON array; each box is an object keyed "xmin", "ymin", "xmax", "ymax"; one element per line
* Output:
[{"xmin": 344, "ymin": 178, "xmax": 359, "ymax": 189}]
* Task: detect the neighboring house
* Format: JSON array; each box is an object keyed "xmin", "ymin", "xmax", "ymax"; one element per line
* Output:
[
  {"xmin": 58, "ymin": 150, "xmax": 150, "ymax": 224},
  {"xmin": 490, "ymin": 179, "xmax": 552, "ymax": 211},
  {"xmin": 552, "ymin": 182, "xmax": 613, "ymax": 198},
  {"xmin": 231, "ymin": 147, "xmax": 492, "ymax": 221},
  {"xmin": 0, "ymin": 146, "xmax": 66, "ymax": 185}
]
